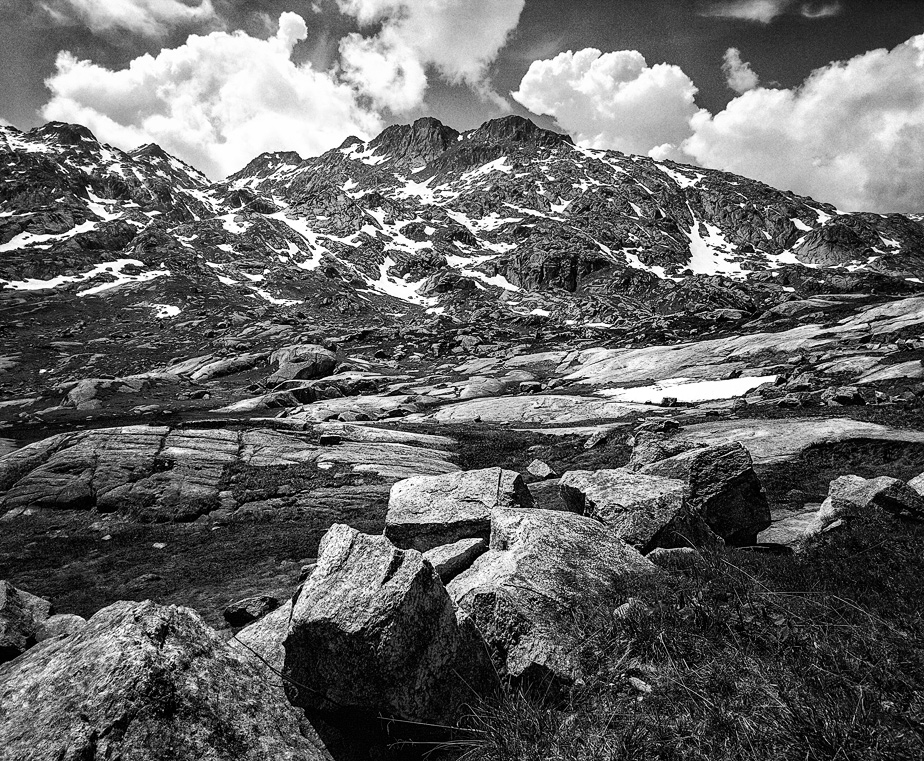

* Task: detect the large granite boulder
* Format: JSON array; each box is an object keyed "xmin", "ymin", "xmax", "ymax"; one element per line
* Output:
[
  {"xmin": 447, "ymin": 508, "xmax": 661, "ymax": 688},
  {"xmin": 0, "ymin": 600, "xmax": 330, "ymax": 761},
  {"xmin": 806, "ymin": 474, "xmax": 924, "ymax": 540},
  {"xmin": 558, "ymin": 469, "xmax": 719, "ymax": 552},
  {"xmin": 635, "ymin": 442, "xmax": 771, "ymax": 545},
  {"xmin": 385, "ymin": 467, "xmax": 534, "ymax": 552},
  {"xmin": 269, "ymin": 345, "xmax": 337, "ymax": 384},
  {"xmin": 283, "ymin": 524, "xmax": 492, "ymax": 724},
  {"xmin": 0, "ymin": 582, "xmax": 52, "ymax": 663}
]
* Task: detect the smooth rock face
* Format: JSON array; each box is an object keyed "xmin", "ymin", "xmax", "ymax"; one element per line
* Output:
[
  {"xmin": 558, "ymin": 469, "xmax": 717, "ymax": 552},
  {"xmin": 284, "ymin": 524, "xmax": 491, "ymax": 724},
  {"xmin": 385, "ymin": 467, "xmax": 534, "ymax": 552},
  {"xmin": 447, "ymin": 508, "xmax": 661, "ymax": 687},
  {"xmin": 637, "ymin": 443, "xmax": 771, "ymax": 545},
  {"xmin": 0, "ymin": 600, "xmax": 329, "ymax": 761},
  {"xmin": 807, "ymin": 475, "xmax": 924, "ymax": 539},
  {"xmin": 423, "ymin": 537, "xmax": 488, "ymax": 583},
  {"xmin": 0, "ymin": 581, "xmax": 51, "ymax": 663}
]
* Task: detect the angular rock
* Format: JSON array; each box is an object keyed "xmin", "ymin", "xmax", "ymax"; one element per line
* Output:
[
  {"xmin": 0, "ymin": 600, "xmax": 329, "ymax": 761},
  {"xmin": 636, "ymin": 442, "xmax": 771, "ymax": 545},
  {"xmin": 448, "ymin": 508, "xmax": 661, "ymax": 687},
  {"xmin": 558, "ymin": 469, "xmax": 718, "ymax": 552},
  {"xmin": 223, "ymin": 594, "xmax": 280, "ymax": 627},
  {"xmin": 0, "ymin": 582, "xmax": 52, "ymax": 663},
  {"xmin": 423, "ymin": 537, "xmax": 488, "ymax": 583},
  {"xmin": 385, "ymin": 467, "xmax": 534, "ymax": 552},
  {"xmin": 626, "ymin": 432, "xmax": 699, "ymax": 470},
  {"xmin": 807, "ymin": 474, "xmax": 924, "ymax": 538},
  {"xmin": 527, "ymin": 459, "xmax": 557, "ymax": 479},
  {"xmin": 233, "ymin": 600, "xmax": 293, "ymax": 689},
  {"xmin": 284, "ymin": 524, "xmax": 492, "ymax": 724}
]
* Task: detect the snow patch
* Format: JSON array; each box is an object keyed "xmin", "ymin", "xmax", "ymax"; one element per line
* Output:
[{"xmin": 598, "ymin": 375, "xmax": 777, "ymax": 404}]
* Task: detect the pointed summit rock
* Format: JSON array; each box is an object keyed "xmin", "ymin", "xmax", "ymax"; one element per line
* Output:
[{"xmin": 368, "ymin": 117, "xmax": 460, "ymax": 166}]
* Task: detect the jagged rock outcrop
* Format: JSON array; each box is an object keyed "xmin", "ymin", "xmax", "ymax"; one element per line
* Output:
[
  {"xmin": 558, "ymin": 469, "xmax": 719, "ymax": 552},
  {"xmin": 384, "ymin": 467, "xmax": 534, "ymax": 552},
  {"xmin": 447, "ymin": 508, "xmax": 661, "ymax": 688},
  {"xmin": 283, "ymin": 524, "xmax": 492, "ymax": 724},
  {"xmin": 0, "ymin": 600, "xmax": 330, "ymax": 761}
]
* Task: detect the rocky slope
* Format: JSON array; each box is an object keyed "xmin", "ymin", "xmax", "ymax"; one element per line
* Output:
[{"xmin": 3, "ymin": 115, "xmax": 924, "ymax": 759}]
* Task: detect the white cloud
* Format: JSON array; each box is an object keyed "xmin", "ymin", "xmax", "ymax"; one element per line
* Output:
[
  {"xmin": 514, "ymin": 35, "xmax": 924, "ymax": 213},
  {"xmin": 722, "ymin": 48, "xmax": 759, "ymax": 93},
  {"xmin": 41, "ymin": 12, "xmax": 383, "ymax": 178},
  {"xmin": 684, "ymin": 34, "xmax": 924, "ymax": 212},
  {"xmin": 40, "ymin": 0, "xmax": 219, "ymax": 36},
  {"xmin": 799, "ymin": 2, "xmax": 842, "ymax": 19},
  {"xmin": 336, "ymin": 0, "xmax": 525, "ymax": 112},
  {"xmin": 700, "ymin": 0, "xmax": 842, "ymax": 23},
  {"xmin": 511, "ymin": 48, "xmax": 699, "ymax": 158}
]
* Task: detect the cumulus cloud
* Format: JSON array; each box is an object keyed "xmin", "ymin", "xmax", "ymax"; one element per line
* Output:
[
  {"xmin": 722, "ymin": 48, "xmax": 759, "ymax": 93},
  {"xmin": 41, "ymin": 12, "xmax": 383, "ymax": 178},
  {"xmin": 700, "ymin": 0, "xmax": 842, "ymax": 23},
  {"xmin": 336, "ymin": 0, "xmax": 525, "ymax": 112},
  {"xmin": 684, "ymin": 34, "xmax": 924, "ymax": 212},
  {"xmin": 511, "ymin": 48, "xmax": 699, "ymax": 158},
  {"xmin": 40, "ymin": 0, "xmax": 219, "ymax": 36},
  {"xmin": 0, "ymin": 116, "xmax": 13, "ymax": 127},
  {"xmin": 514, "ymin": 35, "xmax": 924, "ymax": 212}
]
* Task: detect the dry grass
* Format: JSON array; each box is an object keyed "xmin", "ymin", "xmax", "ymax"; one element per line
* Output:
[{"xmin": 449, "ymin": 511, "xmax": 924, "ymax": 760}]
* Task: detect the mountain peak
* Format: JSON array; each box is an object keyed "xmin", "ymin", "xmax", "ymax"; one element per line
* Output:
[
  {"xmin": 369, "ymin": 117, "xmax": 461, "ymax": 165},
  {"xmin": 30, "ymin": 121, "xmax": 98, "ymax": 147},
  {"xmin": 469, "ymin": 115, "xmax": 572, "ymax": 149}
]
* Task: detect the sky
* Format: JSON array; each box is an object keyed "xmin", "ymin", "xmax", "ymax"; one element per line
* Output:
[{"xmin": 0, "ymin": 0, "xmax": 923, "ymax": 212}]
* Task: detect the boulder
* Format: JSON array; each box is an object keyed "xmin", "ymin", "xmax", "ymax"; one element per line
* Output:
[
  {"xmin": 423, "ymin": 537, "xmax": 488, "ymax": 583},
  {"xmin": 269, "ymin": 345, "xmax": 337, "ymax": 383},
  {"xmin": 527, "ymin": 459, "xmax": 557, "ymax": 479},
  {"xmin": 821, "ymin": 386, "xmax": 865, "ymax": 406},
  {"xmin": 626, "ymin": 432, "xmax": 699, "ymax": 470},
  {"xmin": 0, "ymin": 581, "xmax": 51, "ymax": 663},
  {"xmin": 635, "ymin": 442, "xmax": 771, "ymax": 545},
  {"xmin": 35, "ymin": 613, "xmax": 87, "ymax": 642},
  {"xmin": 385, "ymin": 467, "xmax": 534, "ymax": 552},
  {"xmin": 447, "ymin": 508, "xmax": 661, "ymax": 688},
  {"xmin": 806, "ymin": 475, "xmax": 924, "ymax": 540},
  {"xmin": 0, "ymin": 600, "xmax": 330, "ymax": 761},
  {"xmin": 558, "ymin": 469, "xmax": 718, "ymax": 552},
  {"xmin": 283, "ymin": 524, "xmax": 492, "ymax": 724},
  {"xmin": 223, "ymin": 595, "xmax": 280, "ymax": 627}
]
